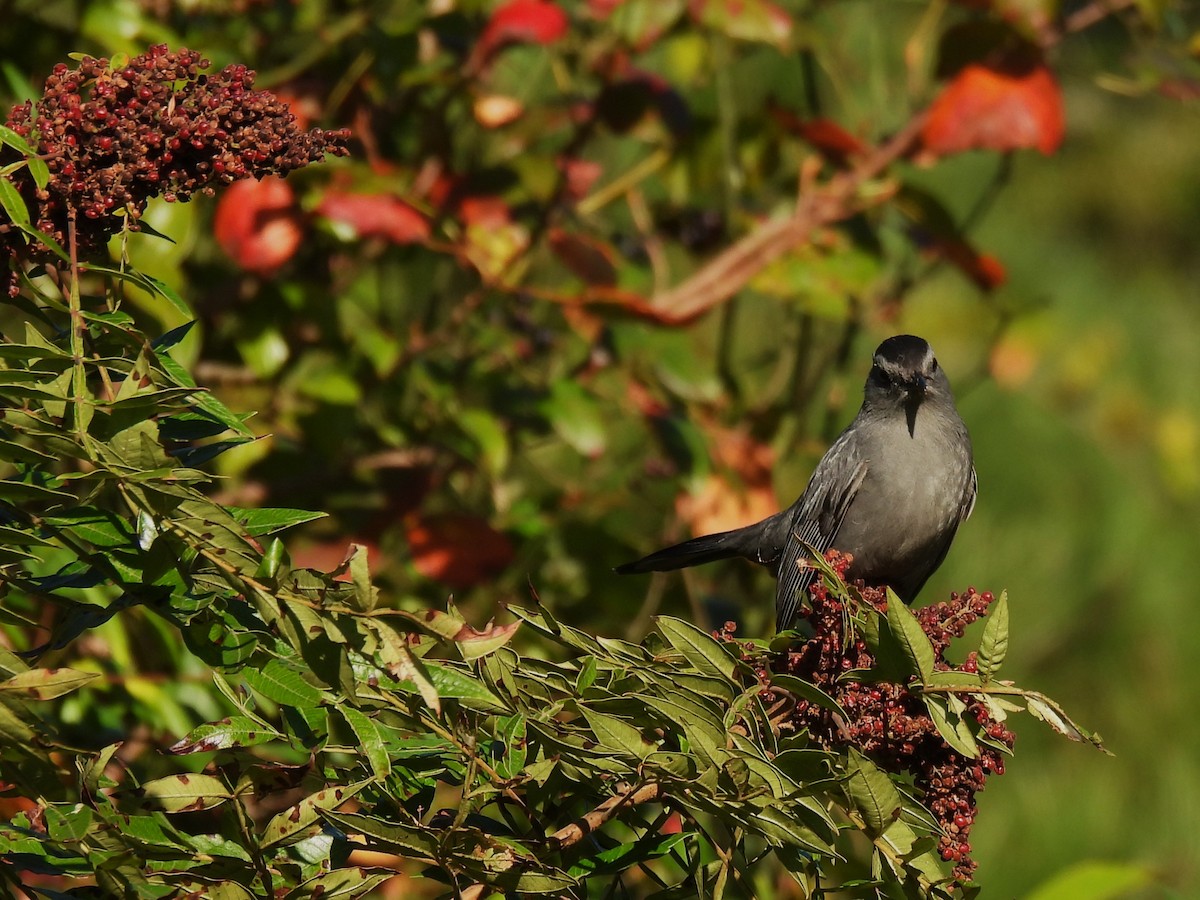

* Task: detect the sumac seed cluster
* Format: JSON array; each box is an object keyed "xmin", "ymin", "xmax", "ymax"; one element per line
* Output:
[
  {"xmin": 741, "ymin": 552, "xmax": 1014, "ymax": 883},
  {"xmin": 1, "ymin": 44, "xmax": 349, "ymax": 296}
]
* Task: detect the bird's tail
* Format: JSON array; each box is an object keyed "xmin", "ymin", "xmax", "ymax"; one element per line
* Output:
[{"xmin": 615, "ymin": 526, "xmax": 757, "ymax": 575}]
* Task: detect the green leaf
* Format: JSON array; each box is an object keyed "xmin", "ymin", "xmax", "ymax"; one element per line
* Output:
[
  {"xmin": 347, "ymin": 543, "xmax": 377, "ymax": 612},
  {"xmin": 884, "ymin": 589, "xmax": 936, "ymax": 683},
  {"xmin": 242, "ymin": 659, "xmax": 327, "ymax": 709},
  {"xmin": 580, "ymin": 707, "xmax": 656, "ymax": 759},
  {"xmin": 655, "ymin": 615, "xmax": 739, "ymax": 684},
  {"xmin": 923, "ymin": 694, "xmax": 980, "ymax": 759},
  {"xmin": 568, "ymin": 833, "xmax": 687, "ymax": 877},
  {"xmin": 168, "ymin": 716, "xmax": 283, "ymax": 754},
  {"xmin": 0, "ymin": 124, "xmax": 38, "ymax": 157},
  {"xmin": 420, "ymin": 661, "xmax": 506, "ymax": 711},
  {"xmin": 44, "ymin": 804, "xmax": 94, "ymax": 842},
  {"xmin": 262, "ymin": 780, "xmax": 373, "ymax": 848},
  {"xmin": 225, "ymin": 506, "xmax": 328, "ymax": 536},
  {"xmin": 495, "ymin": 714, "xmax": 528, "ymax": 779},
  {"xmin": 0, "ymin": 174, "xmax": 30, "ymax": 227},
  {"xmin": 977, "ymin": 590, "xmax": 1009, "ymax": 682},
  {"xmin": 285, "ymin": 868, "xmax": 392, "ymax": 899},
  {"xmin": 844, "ymin": 748, "xmax": 902, "ymax": 833},
  {"xmin": 769, "ymin": 673, "xmax": 849, "ymax": 720},
  {"xmin": 128, "ymin": 773, "xmax": 232, "ymax": 813},
  {"xmin": 540, "ymin": 380, "xmax": 606, "ymax": 457},
  {"xmin": 340, "ymin": 706, "xmax": 391, "ymax": 778},
  {"xmin": 0, "ymin": 667, "xmax": 99, "ymax": 700},
  {"xmin": 319, "ymin": 810, "xmax": 439, "ymax": 859}
]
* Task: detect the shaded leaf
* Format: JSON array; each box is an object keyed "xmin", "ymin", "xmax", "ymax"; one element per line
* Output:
[
  {"xmin": 884, "ymin": 589, "xmax": 936, "ymax": 683},
  {"xmin": 0, "ymin": 667, "xmax": 99, "ymax": 700}
]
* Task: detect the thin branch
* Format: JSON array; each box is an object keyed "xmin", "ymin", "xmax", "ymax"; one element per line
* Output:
[{"xmin": 548, "ymin": 782, "xmax": 664, "ymax": 851}]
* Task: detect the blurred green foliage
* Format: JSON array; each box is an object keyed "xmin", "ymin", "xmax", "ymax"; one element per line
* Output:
[{"xmin": 2, "ymin": 0, "xmax": 1200, "ymax": 897}]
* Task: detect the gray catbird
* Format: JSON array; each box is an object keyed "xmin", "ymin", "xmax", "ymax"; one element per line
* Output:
[{"xmin": 616, "ymin": 334, "xmax": 977, "ymax": 631}]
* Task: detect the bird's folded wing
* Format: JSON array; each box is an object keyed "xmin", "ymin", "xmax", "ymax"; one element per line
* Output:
[{"xmin": 774, "ymin": 432, "xmax": 868, "ymax": 632}]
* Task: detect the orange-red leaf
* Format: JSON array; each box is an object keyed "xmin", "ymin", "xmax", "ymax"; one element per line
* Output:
[
  {"xmin": 481, "ymin": 0, "xmax": 570, "ymax": 57},
  {"xmin": 317, "ymin": 191, "xmax": 431, "ymax": 245},
  {"xmin": 923, "ymin": 60, "xmax": 1064, "ymax": 157},
  {"xmin": 769, "ymin": 106, "xmax": 868, "ymax": 166},
  {"xmin": 928, "ymin": 237, "xmax": 1008, "ymax": 291},
  {"xmin": 405, "ymin": 513, "xmax": 514, "ymax": 589},
  {"xmin": 213, "ymin": 176, "xmax": 303, "ymax": 274},
  {"xmin": 676, "ymin": 424, "xmax": 778, "ymax": 537}
]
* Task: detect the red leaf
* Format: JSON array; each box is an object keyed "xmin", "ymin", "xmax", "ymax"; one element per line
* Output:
[
  {"xmin": 291, "ymin": 540, "xmax": 382, "ymax": 577},
  {"xmin": 458, "ymin": 196, "xmax": 512, "ymax": 228},
  {"xmin": 675, "ymin": 424, "xmax": 778, "ymax": 537},
  {"xmin": 770, "ymin": 106, "xmax": 868, "ymax": 165},
  {"xmin": 923, "ymin": 58, "xmax": 1064, "ymax": 157},
  {"xmin": 929, "ymin": 237, "xmax": 1008, "ymax": 291},
  {"xmin": 559, "ymin": 158, "xmax": 603, "ymax": 200},
  {"xmin": 548, "ymin": 228, "xmax": 618, "ymax": 286},
  {"xmin": 405, "ymin": 514, "xmax": 514, "ymax": 589},
  {"xmin": 317, "ymin": 191, "xmax": 430, "ymax": 245},
  {"xmin": 480, "ymin": 0, "xmax": 570, "ymax": 57},
  {"xmin": 213, "ymin": 176, "xmax": 303, "ymax": 274}
]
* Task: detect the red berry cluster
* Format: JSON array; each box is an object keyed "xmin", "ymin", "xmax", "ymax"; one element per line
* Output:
[
  {"xmin": 740, "ymin": 553, "xmax": 1014, "ymax": 884},
  {"xmin": 1, "ymin": 45, "xmax": 350, "ymax": 296}
]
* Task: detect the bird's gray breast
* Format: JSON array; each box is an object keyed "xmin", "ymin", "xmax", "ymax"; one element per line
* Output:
[{"xmin": 832, "ymin": 405, "xmax": 972, "ymax": 595}]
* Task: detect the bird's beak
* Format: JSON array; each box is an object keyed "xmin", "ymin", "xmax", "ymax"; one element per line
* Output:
[{"xmin": 903, "ymin": 375, "xmax": 926, "ymax": 437}]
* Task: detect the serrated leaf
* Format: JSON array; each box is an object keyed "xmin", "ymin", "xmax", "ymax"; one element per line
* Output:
[
  {"xmin": 769, "ymin": 673, "xmax": 849, "ymax": 720},
  {"xmin": 844, "ymin": 748, "xmax": 903, "ymax": 833},
  {"xmin": 884, "ymin": 589, "xmax": 936, "ymax": 683},
  {"xmin": 82, "ymin": 743, "xmax": 122, "ymax": 796},
  {"xmin": 568, "ymin": 833, "xmax": 688, "ymax": 877},
  {"xmin": 495, "ymin": 714, "xmax": 528, "ymax": 779},
  {"xmin": 319, "ymin": 810, "xmax": 439, "ymax": 858},
  {"xmin": 977, "ymin": 590, "xmax": 1009, "ymax": 682},
  {"xmin": 44, "ymin": 804, "xmax": 94, "ymax": 842},
  {"xmin": 340, "ymin": 706, "xmax": 391, "ymax": 778},
  {"xmin": 0, "ymin": 174, "xmax": 30, "ymax": 227},
  {"xmin": 168, "ymin": 716, "xmax": 283, "ymax": 754},
  {"xmin": 128, "ymin": 774, "xmax": 232, "ymax": 813},
  {"xmin": 924, "ymin": 694, "xmax": 980, "ymax": 759},
  {"xmin": 655, "ymin": 615, "xmax": 739, "ymax": 685},
  {"xmin": 242, "ymin": 659, "xmax": 327, "ymax": 709},
  {"xmin": 456, "ymin": 619, "xmax": 521, "ymax": 661},
  {"xmin": 421, "ymin": 661, "xmax": 505, "ymax": 711},
  {"xmin": 225, "ymin": 508, "xmax": 326, "ymax": 535},
  {"xmin": 0, "ymin": 124, "xmax": 38, "ymax": 157},
  {"xmin": 262, "ymin": 780, "xmax": 373, "ymax": 848},
  {"xmin": 575, "ymin": 656, "xmax": 597, "ymax": 693},
  {"xmin": 0, "ymin": 667, "xmax": 99, "ymax": 700},
  {"xmin": 285, "ymin": 868, "xmax": 392, "ymax": 899},
  {"xmin": 346, "ymin": 543, "xmax": 377, "ymax": 612},
  {"xmin": 580, "ymin": 707, "xmax": 656, "ymax": 759}
]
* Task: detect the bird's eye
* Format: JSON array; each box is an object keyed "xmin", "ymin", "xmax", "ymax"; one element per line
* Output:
[{"xmin": 930, "ymin": 359, "xmax": 939, "ymax": 372}]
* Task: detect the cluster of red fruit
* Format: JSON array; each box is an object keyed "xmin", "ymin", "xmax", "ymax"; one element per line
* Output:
[
  {"xmin": 1, "ymin": 45, "xmax": 349, "ymax": 296},
  {"xmin": 741, "ymin": 552, "xmax": 1014, "ymax": 883}
]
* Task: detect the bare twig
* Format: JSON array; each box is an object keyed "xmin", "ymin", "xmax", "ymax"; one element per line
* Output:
[{"xmin": 548, "ymin": 782, "xmax": 664, "ymax": 851}]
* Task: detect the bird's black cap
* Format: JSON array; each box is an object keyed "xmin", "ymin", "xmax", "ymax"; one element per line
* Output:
[{"xmin": 874, "ymin": 334, "xmax": 933, "ymax": 373}]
